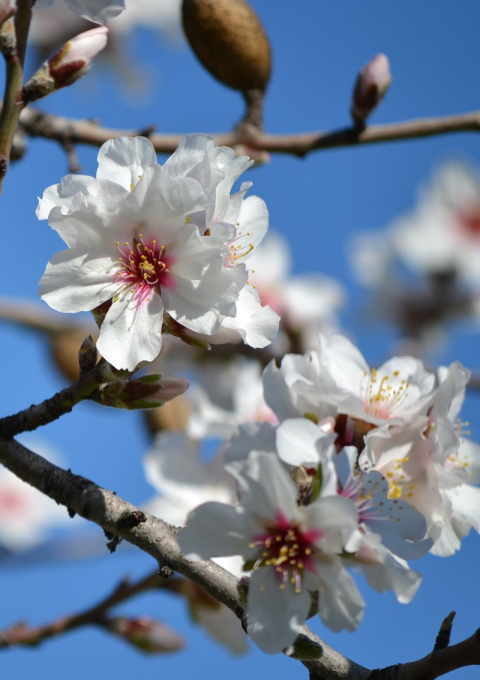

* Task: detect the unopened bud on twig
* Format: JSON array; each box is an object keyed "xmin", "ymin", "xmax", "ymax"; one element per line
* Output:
[
  {"xmin": 94, "ymin": 374, "xmax": 189, "ymax": 410},
  {"xmin": 103, "ymin": 616, "xmax": 185, "ymax": 654},
  {"xmin": 182, "ymin": 0, "xmax": 271, "ymax": 130},
  {"xmin": 351, "ymin": 53, "xmax": 391, "ymax": 125},
  {"xmin": 22, "ymin": 27, "xmax": 108, "ymax": 103}
]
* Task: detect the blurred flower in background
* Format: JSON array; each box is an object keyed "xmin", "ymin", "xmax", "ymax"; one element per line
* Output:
[{"xmin": 350, "ymin": 161, "xmax": 480, "ymax": 354}]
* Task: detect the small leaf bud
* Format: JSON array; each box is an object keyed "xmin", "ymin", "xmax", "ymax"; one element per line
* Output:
[
  {"xmin": 287, "ymin": 634, "xmax": 324, "ymax": 660},
  {"xmin": 351, "ymin": 53, "xmax": 391, "ymax": 125},
  {"xmin": 22, "ymin": 27, "xmax": 108, "ymax": 103}
]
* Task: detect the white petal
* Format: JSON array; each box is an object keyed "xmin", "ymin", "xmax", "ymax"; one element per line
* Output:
[
  {"xmin": 315, "ymin": 559, "xmax": 365, "ymax": 632},
  {"xmin": 177, "ymin": 502, "xmax": 247, "ymax": 560},
  {"xmin": 97, "ymin": 137, "xmax": 157, "ymax": 190},
  {"xmin": 218, "ymin": 286, "xmax": 280, "ymax": 349},
  {"xmin": 97, "ymin": 290, "xmax": 164, "ymax": 370},
  {"xmin": 247, "ymin": 569, "xmax": 311, "ymax": 654},
  {"xmin": 164, "ymin": 267, "xmax": 248, "ymax": 335},
  {"xmin": 64, "ymin": 0, "xmax": 125, "ymax": 23},
  {"xmin": 39, "ymin": 248, "xmax": 118, "ymax": 312}
]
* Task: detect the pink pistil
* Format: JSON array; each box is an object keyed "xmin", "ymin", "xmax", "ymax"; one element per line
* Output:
[
  {"xmin": 249, "ymin": 515, "xmax": 321, "ymax": 591},
  {"xmin": 116, "ymin": 236, "xmax": 175, "ymax": 300}
]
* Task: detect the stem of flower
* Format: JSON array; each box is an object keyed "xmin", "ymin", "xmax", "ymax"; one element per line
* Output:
[{"xmin": 0, "ymin": 0, "xmax": 32, "ymax": 195}]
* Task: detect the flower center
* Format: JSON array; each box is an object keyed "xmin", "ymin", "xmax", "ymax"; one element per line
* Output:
[
  {"xmin": 247, "ymin": 515, "xmax": 318, "ymax": 593},
  {"xmin": 116, "ymin": 234, "xmax": 171, "ymax": 299},
  {"xmin": 361, "ymin": 369, "xmax": 410, "ymax": 420}
]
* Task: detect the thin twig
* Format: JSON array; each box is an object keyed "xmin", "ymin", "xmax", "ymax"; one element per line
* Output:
[
  {"xmin": 0, "ymin": 569, "xmax": 176, "ymax": 648},
  {"xmin": 0, "ymin": 359, "xmax": 114, "ymax": 438},
  {"xmin": 18, "ymin": 106, "xmax": 480, "ymax": 158}
]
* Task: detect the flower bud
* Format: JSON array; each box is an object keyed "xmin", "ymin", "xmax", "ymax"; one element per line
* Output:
[
  {"xmin": 103, "ymin": 616, "xmax": 184, "ymax": 654},
  {"xmin": 22, "ymin": 27, "xmax": 108, "ymax": 103},
  {"xmin": 94, "ymin": 374, "xmax": 189, "ymax": 410},
  {"xmin": 351, "ymin": 53, "xmax": 391, "ymax": 125}
]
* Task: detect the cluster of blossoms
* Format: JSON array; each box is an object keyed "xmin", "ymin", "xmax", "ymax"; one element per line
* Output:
[
  {"xmin": 38, "ymin": 134, "xmax": 279, "ymax": 371},
  {"xmin": 351, "ymin": 162, "xmax": 480, "ymax": 348},
  {"xmin": 36, "ymin": 134, "xmax": 480, "ymax": 655},
  {"xmin": 171, "ymin": 332, "xmax": 480, "ymax": 653}
]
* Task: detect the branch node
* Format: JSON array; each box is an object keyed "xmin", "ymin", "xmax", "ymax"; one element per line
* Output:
[
  {"xmin": 158, "ymin": 565, "xmax": 173, "ymax": 579},
  {"xmin": 116, "ymin": 509, "xmax": 147, "ymax": 532},
  {"xmin": 434, "ymin": 611, "xmax": 456, "ymax": 651}
]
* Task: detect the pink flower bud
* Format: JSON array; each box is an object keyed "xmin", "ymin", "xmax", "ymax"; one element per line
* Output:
[
  {"xmin": 351, "ymin": 53, "xmax": 391, "ymax": 125},
  {"xmin": 22, "ymin": 27, "xmax": 108, "ymax": 103},
  {"xmin": 104, "ymin": 616, "xmax": 185, "ymax": 654}
]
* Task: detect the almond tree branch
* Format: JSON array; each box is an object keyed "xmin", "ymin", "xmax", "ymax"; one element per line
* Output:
[
  {"xmin": 0, "ymin": 359, "xmax": 117, "ymax": 439},
  {"xmin": 18, "ymin": 106, "xmax": 480, "ymax": 158},
  {"xmin": 0, "ymin": 569, "xmax": 177, "ymax": 648},
  {"xmin": 0, "ymin": 437, "xmax": 479, "ymax": 680}
]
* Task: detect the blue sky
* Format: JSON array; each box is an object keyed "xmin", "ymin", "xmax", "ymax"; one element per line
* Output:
[{"xmin": 1, "ymin": 1, "xmax": 480, "ymax": 678}]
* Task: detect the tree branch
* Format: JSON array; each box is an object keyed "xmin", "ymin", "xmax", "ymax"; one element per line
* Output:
[
  {"xmin": 0, "ymin": 437, "xmax": 478, "ymax": 679},
  {"xmin": 18, "ymin": 106, "xmax": 480, "ymax": 158}
]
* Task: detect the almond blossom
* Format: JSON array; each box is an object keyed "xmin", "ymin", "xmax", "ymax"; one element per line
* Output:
[
  {"xmin": 0, "ymin": 446, "xmax": 67, "ymax": 552},
  {"xmin": 178, "ymin": 451, "xmax": 364, "ymax": 653},
  {"xmin": 38, "ymin": 135, "xmax": 277, "ymax": 370}
]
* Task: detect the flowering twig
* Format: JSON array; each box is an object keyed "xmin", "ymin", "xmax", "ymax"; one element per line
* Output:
[
  {"xmin": 0, "ymin": 569, "xmax": 176, "ymax": 649},
  {"xmin": 17, "ymin": 105, "xmax": 480, "ymax": 159},
  {"xmin": 0, "ymin": 437, "xmax": 479, "ymax": 679}
]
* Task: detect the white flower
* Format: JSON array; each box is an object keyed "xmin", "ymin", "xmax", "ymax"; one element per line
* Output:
[
  {"xmin": 178, "ymin": 452, "xmax": 363, "ymax": 653},
  {"xmin": 0, "ymin": 446, "xmax": 67, "ymax": 552},
  {"xmin": 275, "ymin": 420, "xmax": 429, "ymax": 604},
  {"xmin": 247, "ymin": 232, "xmax": 345, "ymax": 349},
  {"xmin": 38, "ymin": 135, "xmax": 273, "ymax": 370},
  {"xmin": 187, "ymin": 358, "xmax": 277, "ymax": 441},
  {"xmin": 35, "ymin": 0, "xmax": 125, "ymax": 24},
  {"xmin": 313, "ymin": 334, "xmax": 436, "ymax": 431},
  {"xmin": 391, "ymin": 163, "xmax": 480, "ymax": 287}
]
